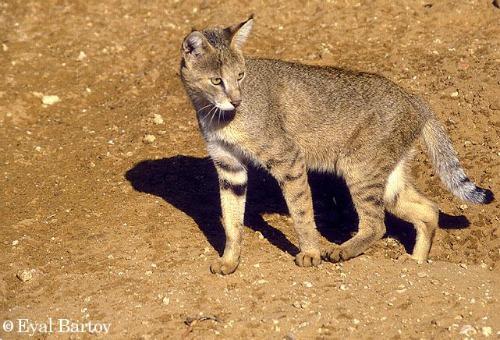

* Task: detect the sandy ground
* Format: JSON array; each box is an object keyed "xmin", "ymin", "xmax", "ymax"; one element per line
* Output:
[{"xmin": 1, "ymin": 0, "xmax": 499, "ymax": 339}]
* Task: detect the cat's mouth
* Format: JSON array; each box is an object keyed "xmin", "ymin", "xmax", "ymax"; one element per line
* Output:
[{"xmin": 215, "ymin": 101, "xmax": 236, "ymax": 111}]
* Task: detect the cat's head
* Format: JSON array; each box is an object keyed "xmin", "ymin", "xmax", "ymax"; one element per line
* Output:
[{"xmin": 180, "ymin": 16, "xmax": 254, "ymax": 112}]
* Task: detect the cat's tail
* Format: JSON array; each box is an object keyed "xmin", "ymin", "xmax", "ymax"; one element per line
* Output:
[{"xmin": 416, "ymin": 99, "xmax": 493, "ymax": 204}]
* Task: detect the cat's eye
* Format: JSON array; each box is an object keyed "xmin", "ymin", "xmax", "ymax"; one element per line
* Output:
[
  {"xmin": 210, "ymin": 77, "xmax": 222, "ymax": 85},
  {"xmin": 237, "ymin": 72, "xmax": 245, "ymax": 81}
]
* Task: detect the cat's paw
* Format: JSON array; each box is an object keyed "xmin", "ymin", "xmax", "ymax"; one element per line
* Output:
[
  {"xmin": 397, "ymin": 253, "xmax": 426, "ymax": 264},
  {"xmin": 210, "ymin": 258, "xmax": 239, "ymax": 275},
  {"xmin": 295, "ymin": 249, "xmax": 321, "ymax": 267},
  {"xmin": 322, "ymin": 245, "xmax": 353, "ymax": 263}
]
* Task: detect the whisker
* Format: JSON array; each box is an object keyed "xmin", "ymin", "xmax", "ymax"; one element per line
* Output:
[
  {"xmin": 202, "ymin": 105, "xmax": 216, "ymax": 125},
  {"xmin": 197, "ymin": 103, "xmax": 213, "ymax": 114},
  {"xmin": 208, "ymin": 106, "xmax": 217, "ymax": 126}
]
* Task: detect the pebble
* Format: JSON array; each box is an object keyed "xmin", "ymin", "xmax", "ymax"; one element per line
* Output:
[
  {"xmin": 450, "ymin": 91, "xmax": 459, "ymax": 98},
  {"xmin": 303, "ymin": 281, "xmax": 313, "ymax": 288},
  {"xmin": 142, "ymin": 134, "xmax": 156, "ymax": 144},
  {"xmin": 459, "ymin": 325, "xmax": 476, "ymax": 336},
  {"xmin": 339, "ymin": 284, "xmax": 348, "ymax": 291},
  {"xmin": 417, "ymin": 272, "xmax": 428, "ymax": 278},
  {"xmin": 255, "ymin": 231, "xmax": 264, "ymax": 240},
  {"xmin": 162, "ymin": 297, "xmax": 170, "ymax": 305},
  {"xmin": 481, "ymin": 326, "xmax": 492, "ymax": 337},
  {"xmin": 153, "ymin": 114, "xmax": 164, "ymax": 125},
  {"xmin": 16, "ymin": 269, "xmax": 34, "ymax": 282},
  {"xmin": 459, "ymin": 204, "xmax": 468, "ymax": 211},
  {"xmin": 12, "ymin": 240, "xmax": 19, "ymax": 246},
  {"xmin": 459, "ymin": 263, "xmax": 468, "ymax": 269},
  {"xmin": 78, "ymin": 51, "xmax": 87, "ymax": 61},
  {"xmin": 42, "ymin": 95, "xmax": 61, "ymax": 105}
]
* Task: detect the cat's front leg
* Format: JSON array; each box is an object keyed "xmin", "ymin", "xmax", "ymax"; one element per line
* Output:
[
  {"xmin": 208, "ymin": 144, "xmax": 247, "ymax": 275},
  {"xmin": 265, "ymin": 147, "xmax": 321, "ymax": 267}
]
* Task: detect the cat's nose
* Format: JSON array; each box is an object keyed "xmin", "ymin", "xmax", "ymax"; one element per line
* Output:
[{"xmin": 231, "ymin": 99, "xmax": 242, "ymax": 108}]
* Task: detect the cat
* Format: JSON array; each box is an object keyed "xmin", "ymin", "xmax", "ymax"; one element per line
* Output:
[{"xmin": 179, "ymin": 16, "xmax": 493, "ymax": 275}]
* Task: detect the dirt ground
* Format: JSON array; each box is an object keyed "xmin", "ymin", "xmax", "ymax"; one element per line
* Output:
[{"xmin": 1, "ymin": 0, "xmax": 499, "ymax": 339}]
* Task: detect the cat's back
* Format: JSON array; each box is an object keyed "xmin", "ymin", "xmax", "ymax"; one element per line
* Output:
[{"xmin": 245, "ymin": 58, "xmax": 411, "ymax": 112}]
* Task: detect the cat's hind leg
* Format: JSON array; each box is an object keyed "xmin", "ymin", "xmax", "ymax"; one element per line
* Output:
[{"xmin": 384, "ymin": 161, "xmax": 438, "ymax": 262}]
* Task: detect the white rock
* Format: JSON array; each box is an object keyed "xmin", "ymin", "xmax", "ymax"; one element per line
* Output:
[
  {"xmin": 78, "ymin": 51, "xmax": 87, "ymax": 61},
  {"xmin": 142, "ymin": 134, "xmax": 156, "ymax": 144},
  {"xmin": 152, "ymin": 114, "xmax": 164, "ymax": 125},
  {"xmin": 303, "ymin": 281, "xmax": 313, "ymax": 288},
  {"xmin": 16, "ymin": 269, "xmax": 33, "ymax": 282},
  {"xmin": 162, "ymin": 297, "xmax": 170, "ymax": 305},
  {"xmin": 481, "ymin": 326, "xmax": 492, "ymax": 337},
  {"xmin": 12, "ymin": 240, "xmax": 19, "ymax": 246},
  {"xmin": 42, "ymin": 95, "xmax": 61, "ymax": 105},
  {"xmin": 450, "ymin": 91, "xmax": 459, "ymax": 98},
  {"xmin": 459, "ymin": 325, "xmax": 477, "ymax": 336},
  {"xmin": 255, "ymin": 231, "xmax": 264, "ymax": 240}
]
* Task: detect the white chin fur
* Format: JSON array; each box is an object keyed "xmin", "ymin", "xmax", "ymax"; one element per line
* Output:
[{"xmin": 216, "ymin": 102, "xmax": 235, "ymax": 111}]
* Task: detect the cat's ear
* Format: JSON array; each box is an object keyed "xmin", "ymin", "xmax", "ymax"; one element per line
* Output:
[
  {"xmin": 227, "ymin": 15, "xmax": 254, "ymax": 49},
  {"xmin": 182, "ymin": 31, "xmax": 212, "ymax": 58}
]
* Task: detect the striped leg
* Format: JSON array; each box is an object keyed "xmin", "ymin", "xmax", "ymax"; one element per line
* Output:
[
  {"xmin": 324, "ymin": 168, "xmax": 386, "ymax": 262},
  {"xmin": 208, "ymin": 144, "xmax": 247, "ymax": 275},
  {"xmin": 265, "ymin": 147, "xmax": 321, "ymax": 267}
]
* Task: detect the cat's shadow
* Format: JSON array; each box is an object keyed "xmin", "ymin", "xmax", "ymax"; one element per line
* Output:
[{"xmin": 125, "ymin": 155, "xmax": 469, "ymax": 257}]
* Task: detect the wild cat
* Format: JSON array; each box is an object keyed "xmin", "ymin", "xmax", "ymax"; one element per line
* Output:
[{"xmin": 179, "ymin": 16, "xmax": 493, "ymax": 274}]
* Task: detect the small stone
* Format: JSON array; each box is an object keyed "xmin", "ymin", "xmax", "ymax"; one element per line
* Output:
[
  {"xmin": 417, "ymin": 272, "xmax": 428, "ymax": 278},
  {"xmin": 463, "ymin": 140, "xmax": 472, "ymax": 146},
  {"xmin": 292, "ymin": 301, "xmax": 302, "ymax": 309},
  {"xmin": 450, "ymin": 91, "xmax": 459, "ymax": 98},
  {"xmin": 42, "ymin": 95, "xmax": 61, "ymax": 105},
  {"xmin": 145, "ymin": 270, "xmax": 153, "ymax": 276},
  {"xmin": 481, "ymin": 326, "xmax": 492, "ymax": 337},
  {"xmin": 78, "ymin": 51, "xmax": 87, "ymax": 61},
  {"xmin": 162, "ymin": 297, "xmax": 170, "ymax": 305},
  {"xmin": 459, "ymin": 263, "xmax": 468, "ymax": 269},
  {"xmin": 303, "ymin": 281, "xmax": 313, "ymax": 288},
  {"xmin": 16, "ymin": 269, "xmax": 33, "ymax": 282},
  {"xmin": 255, "ymin": 279, "xmax": 268, "ymax": 284},
  {"xmin": 459, "ymin": 325, "xmax": 476, "ymax": 336},
  {"xmin": 352, "ymin": 319, "xmax": 360, "ymax": 325},
  {"xmin": 255, "ymin": 231, "xmax": 264, "ymax": 240},
  {"xmin": 152, "ymin": 114, "xmax": 164, "ymax": 125},
  {"xmin": 12, "ymin": 240, "xmax": 19, "ymax": 246},
  {"xmin": 142, "ymin": 134, "xmax": 156, "ymax": 144},
  {"xmin": 459, "ymin": 204, "xmax": 468, "ymax": 211},
  {"xmin": 339, "ymin": 284, "xmax": 348, "ymax": 291}
]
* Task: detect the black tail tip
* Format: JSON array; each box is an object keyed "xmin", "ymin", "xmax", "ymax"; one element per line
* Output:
[{"xmin": 482, "ymin": 188, "xmax": 494, "ymax": 204}]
